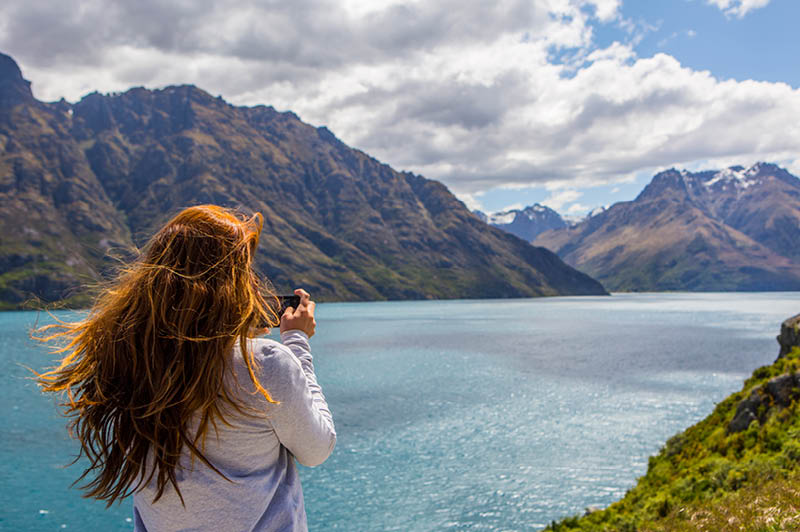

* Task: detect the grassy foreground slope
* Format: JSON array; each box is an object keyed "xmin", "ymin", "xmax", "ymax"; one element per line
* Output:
[{"xmin": 547, "ymin": 345, "xmax": 800, "ymax": 532}]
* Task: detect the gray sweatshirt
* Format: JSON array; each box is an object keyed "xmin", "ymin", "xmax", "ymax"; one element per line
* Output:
[{"xmin": 133, "ymin": 330, "xmax": 336, "ymax": 532}]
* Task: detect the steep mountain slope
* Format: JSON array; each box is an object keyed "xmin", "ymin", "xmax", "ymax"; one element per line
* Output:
[
  {"xmin": 0, "ymin": 54, "xmax": 132, "ymax": 308},
  {"xmin": 0, "ymin": 53, "xmax": 605, "ymax": 308},
  {"xmin": 534, "ymin": 165, "xmax": 800, "ymax": 291},
  {"xmin": 644, "ymin": 163, "xmax": 800, "ymax": 261},
  {"xmin": 475, "ymin": 203, "xmax": 567, "ymax": 241}
]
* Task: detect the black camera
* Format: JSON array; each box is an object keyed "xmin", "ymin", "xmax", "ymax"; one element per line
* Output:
[
  {"xmin": 257, "ymin": 295, "xmax": 301, "ymax": 329},
  {"xmin": 277, "ymin": 294, "xmax": 301, "ymax": 315}
]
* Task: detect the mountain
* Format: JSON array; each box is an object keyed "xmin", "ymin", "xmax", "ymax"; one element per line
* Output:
[
  {"xmin": 0, "ymin": 54, "xmax": 134, "ymax": 308},
  {"xmin": 0, "ymin": 53, "xmax": 606, "ymax": 309},
  {"xmin": 477, "ymin": 204, "xmax": 610, "ymax": 242},
  {"xmin": 474, "ymin": 203, "xmax": 568, "ymax": 241},
  {"xmin": 548, "ymin": 315, "xmax": 800, "ymax": 530},
  {"xmin": 534, "ymin": 163, "xmax": 800, "ymax": 292}
]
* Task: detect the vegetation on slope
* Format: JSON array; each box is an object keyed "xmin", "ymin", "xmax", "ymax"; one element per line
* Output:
[
  {"xmin": 655, "ymin": 471, "xmax": 800, "ymax": 531},
  {"xmin": 546, "ymin": 345, "xmax": 800, "ymax": 532}
]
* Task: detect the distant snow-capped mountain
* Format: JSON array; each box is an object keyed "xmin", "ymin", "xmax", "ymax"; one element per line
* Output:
[
  {"xmin": 475, "ymin": 203, "xmax": 608, "ymax": 241},
  {"xmin": 474, "ymin": 204, "xmax": 567, "ymax": 241},
  {"xmin": 562, "ymin": 206, "xmax": 607, "ymax": 227}
]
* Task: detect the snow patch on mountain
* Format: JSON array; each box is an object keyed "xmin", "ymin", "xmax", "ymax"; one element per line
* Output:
[
  {"xmin": 562, "ymin": 214, "xmax": 585, "ymax": 226},
  {"xmin": 475, "ymin": 203, "xmax": 567, "ymax": 241},
  {"xmin": 488, "ymin": 211, "xmax": 517, "ymax": 225},
  {"xmin": 588, "ymin": 205, "xmax": 607, "ymax": 217},
  {"xmin": 702, "ymin": 164, "xmax": 765, "ymax": 190},
  {"xmin": 478, "ymin": 202, "xmax": 615, "ymax": 241},
  {"xmin": 562, "ymin": 205, "xmax": 606, "ymax": 226}
]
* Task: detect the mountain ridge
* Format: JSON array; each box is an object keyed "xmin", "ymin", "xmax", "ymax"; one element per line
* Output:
[
  {"xmin": 0, "ymin": 52, "xmax": 606, "ymax": 309},
  {"xmin": 533, "ymin": 163, "xmax": 800, "ymax": 292},
  {"xmin": 476, "ymin": 203, "xmax": 609, "ymax": 243},
  {"xmin": 475, "ymin": 203, "xmax": 568, "ymax": 241}
]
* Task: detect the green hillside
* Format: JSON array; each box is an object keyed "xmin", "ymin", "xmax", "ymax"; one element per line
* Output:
[{"xmin": 547, "ymin": 321, "xmax": 800, "ymax": 532}]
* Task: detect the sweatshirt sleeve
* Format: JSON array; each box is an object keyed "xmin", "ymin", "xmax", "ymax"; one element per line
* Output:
[{"xmin": 260, "ymin": 330, "xmax": 336, "ymax": 467}]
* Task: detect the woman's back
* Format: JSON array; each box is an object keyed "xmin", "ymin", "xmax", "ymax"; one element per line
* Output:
[
  {"xmin": 33, "ymin": 205, "xmax": 335, "ymax": 532},
  {"xmin": 133, "ymin": 331, "xmax": 336, "ymax": 532}
]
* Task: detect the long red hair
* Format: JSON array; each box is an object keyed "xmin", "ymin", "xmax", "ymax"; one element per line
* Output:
[{"xmin": 32, "ymin": 205, "xmax": 281, "ymax": 506}]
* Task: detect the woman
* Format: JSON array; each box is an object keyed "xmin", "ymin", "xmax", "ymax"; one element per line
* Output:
[{"xmin": 34, "ymin": 204, "xmax": 336, "ymax": 532}]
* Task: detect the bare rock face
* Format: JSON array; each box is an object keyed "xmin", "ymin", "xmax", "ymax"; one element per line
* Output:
[
  {"xmin": 0, "ymin": 52, "xmax": 33, "ymax": 107},
  {"xmin": 777, "ymin": 314, "xmax": 800, "ymax": 359},
  {"xmin": 728, "ymin": 372, "xmax": 800, "ymax": 433},
  {"xmin": 727, "ymin": 314, "xmax": 800, "ymax": 433}
]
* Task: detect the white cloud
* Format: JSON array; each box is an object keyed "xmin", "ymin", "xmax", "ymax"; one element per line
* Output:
[
  {"xmin": 499, "ymin": 202, "xmax": 525, "ymax": 212},
  {"xmin": 706, "ymin": 0, "xmax": 771, "ymax": 18},
  {"xmin": 1, "ymin": 0, "xmax": 797, "ymax": 205},
  {"xmin": 542, "ymin": 189, "xmax": 582, "ymax": 211},
  {"xmin": 616, "ymin": 15, "xmax": 660, "ymax": 47},
  {"xmin": 591, "ymin": 0, "xmax": 621, "ymax": 22},
  {"xmin": 566, "ymin": 202, "xmax": 590, "ymax": 213},
  {"xmin": 783, "ymin": 159, "xmax": 800, "ymax": 178},
  {"xmin": 456, "ymin": 191, "xmax": 485, "ymax": 212}
]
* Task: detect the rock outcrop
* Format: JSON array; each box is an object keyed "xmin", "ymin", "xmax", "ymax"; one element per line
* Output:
[
  {"xmin": 0, "ymin": 52, "xmax": 34, "ymax": 106},
  {"xmin": 728, "ymin": 372, "xmax": 800, "ymax": 433},
  {"xmin": 777, "ymin": 314, "xmax": 800, "ymax": 359},
  {"xmin": 727, "ymin": 315, "xmax": 800, "ymax": 433}
]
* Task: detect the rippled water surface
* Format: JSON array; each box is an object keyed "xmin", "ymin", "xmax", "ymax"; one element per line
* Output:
[{"xmin": 2, "ymin": 293, "xmax": 798, "ymax": 531}]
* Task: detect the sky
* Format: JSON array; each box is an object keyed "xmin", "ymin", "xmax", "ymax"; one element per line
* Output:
[{"xmin": 1, "ymin": 0, "xmax": 799, "ymax": 215}]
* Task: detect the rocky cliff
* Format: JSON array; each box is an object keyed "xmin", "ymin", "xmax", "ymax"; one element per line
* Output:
[{"xmin": 777, "ymin": 314, "xmax": 800, "ymax": 358}]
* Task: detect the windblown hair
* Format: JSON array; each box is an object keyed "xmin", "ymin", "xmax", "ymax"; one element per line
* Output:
[{"xmin": 32, "ymin": 204, "xmax": 282, "ymax": 506}]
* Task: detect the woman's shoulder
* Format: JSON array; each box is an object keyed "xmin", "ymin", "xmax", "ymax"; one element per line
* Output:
[
  {"xmin": 238, "ymin": 337, "xmax": 306, "ymax": 394},
  {"xmin": 246, "ymin": 336, "xmax": 289, "ymax": 356}
]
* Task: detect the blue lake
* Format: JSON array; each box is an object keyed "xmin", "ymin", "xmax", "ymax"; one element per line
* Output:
[{"xmin": 1, "ymin": 292, "xmax": 798, "ymax": 531}]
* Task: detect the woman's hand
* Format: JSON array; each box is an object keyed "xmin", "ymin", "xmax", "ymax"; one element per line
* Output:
[{"xmin": 280, "ymin": 288, "xmax": 316, "ymax": 338}]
